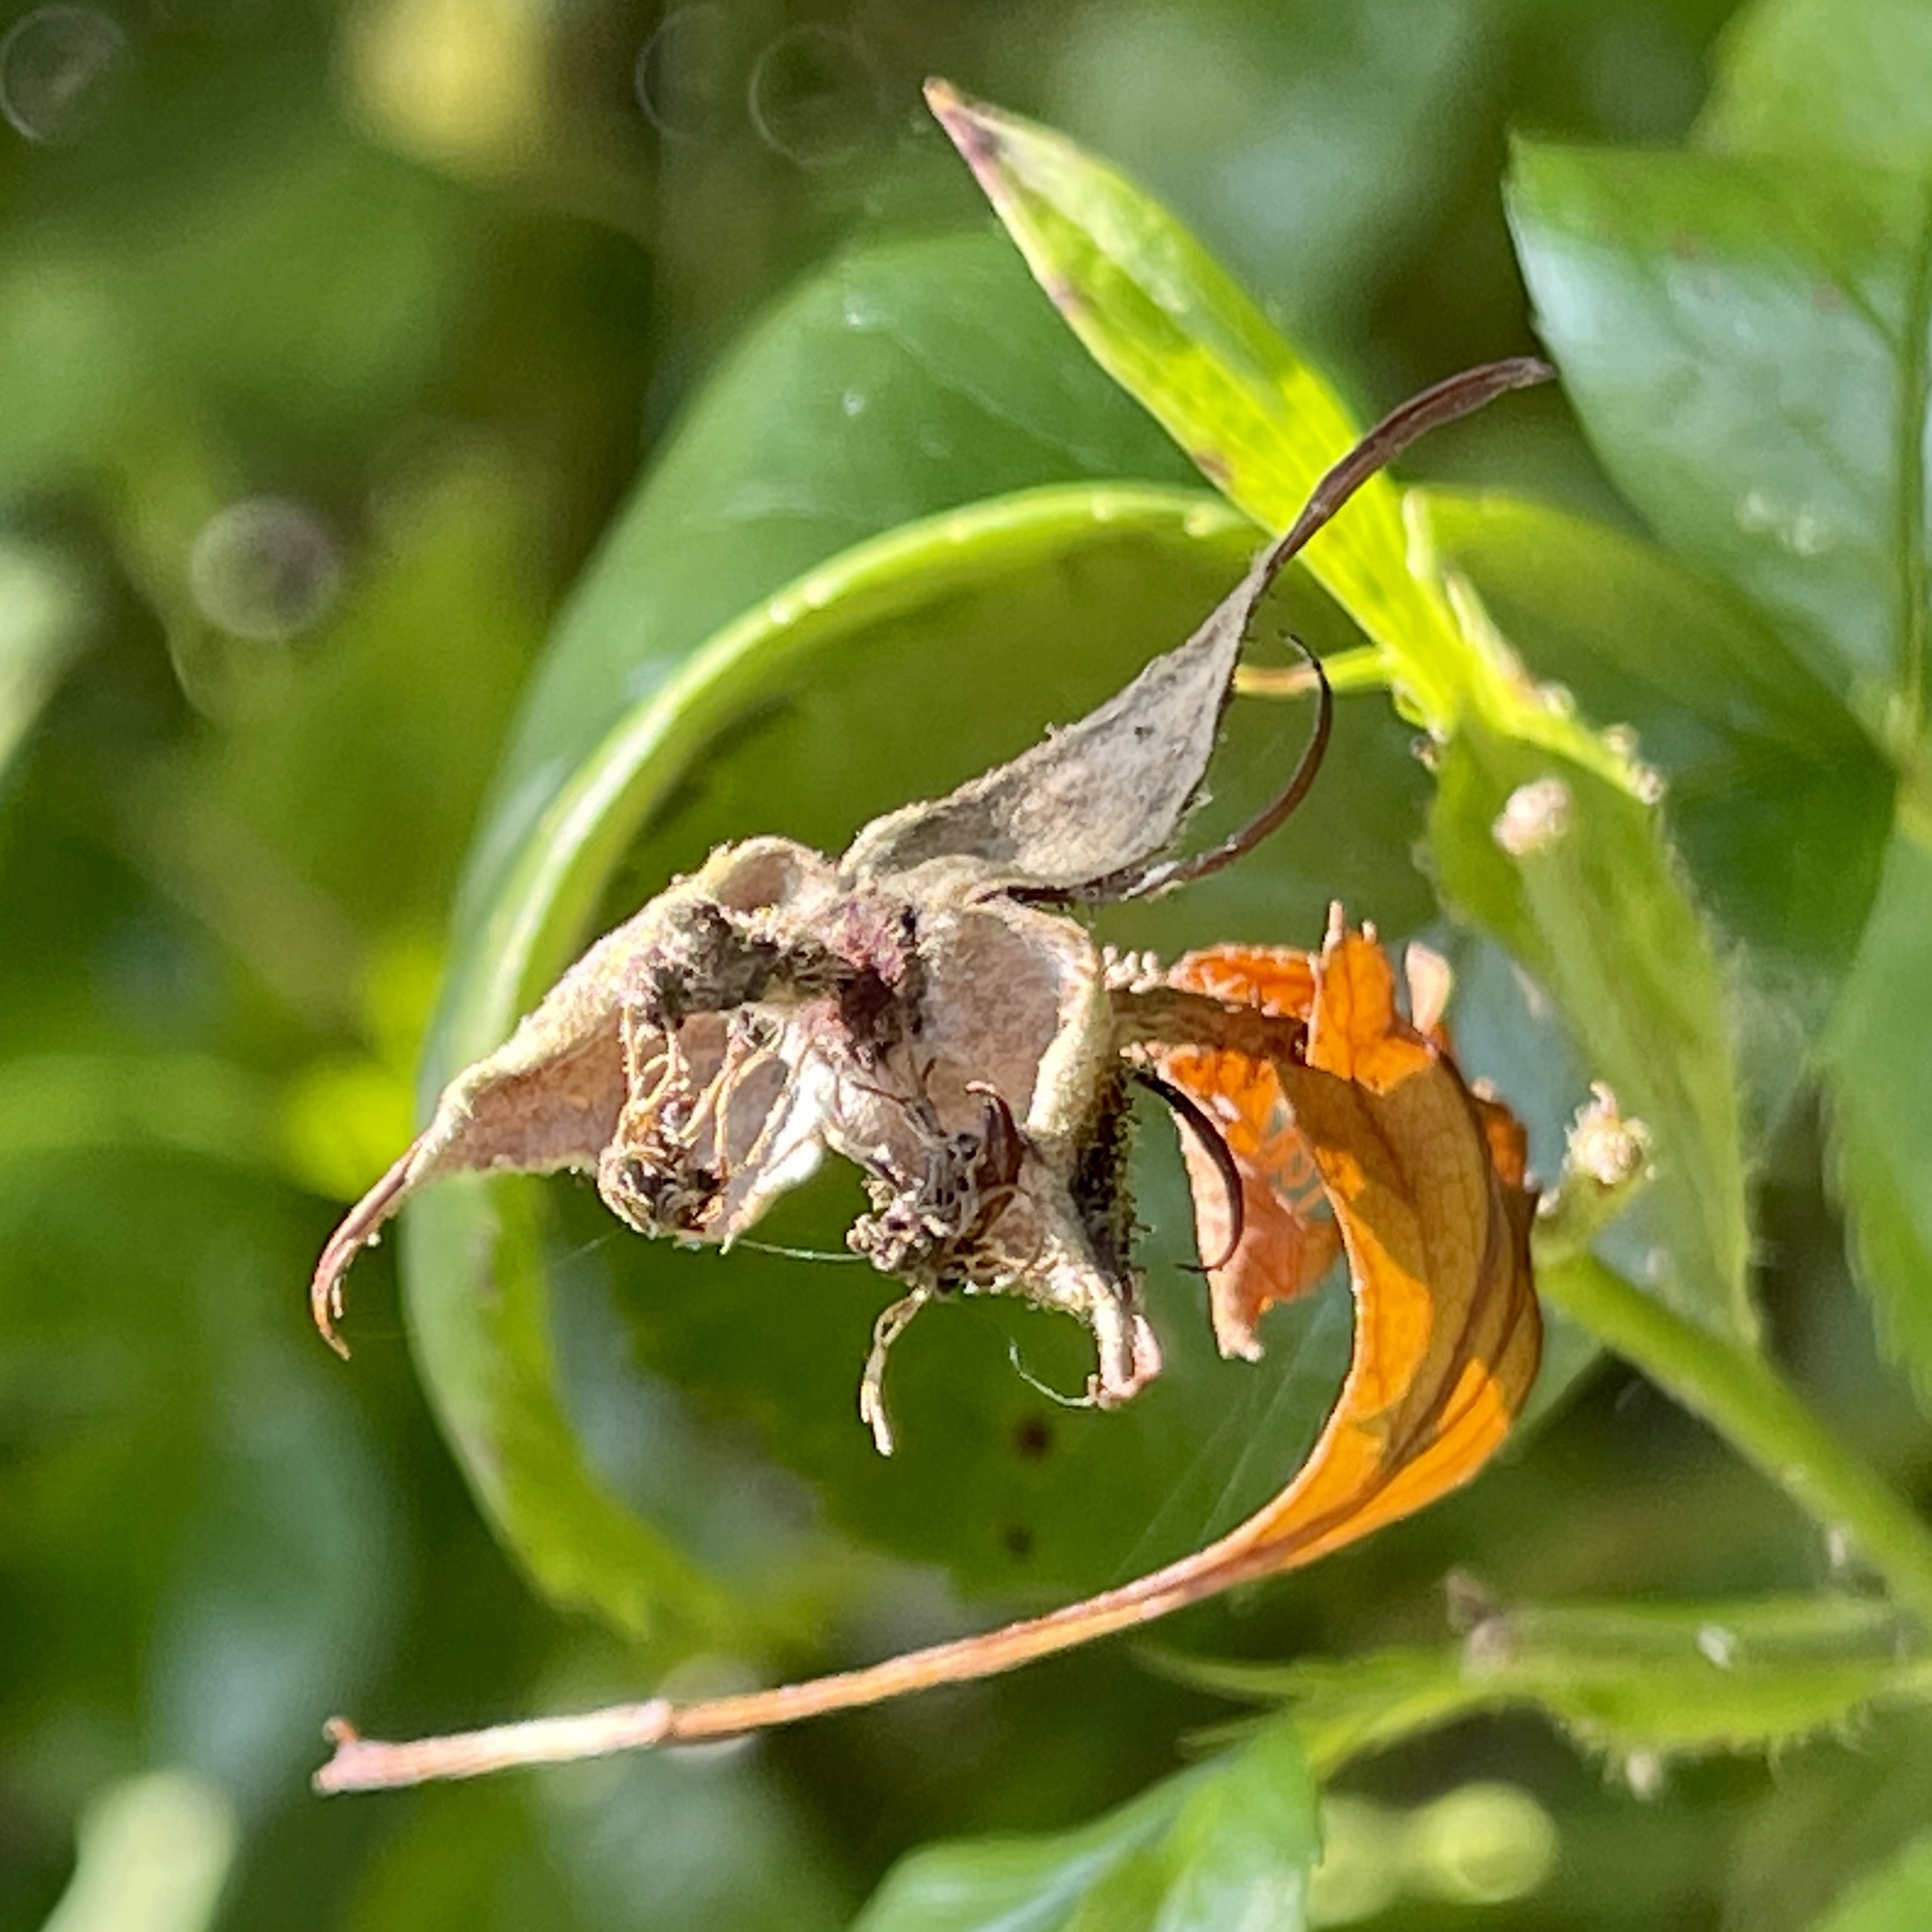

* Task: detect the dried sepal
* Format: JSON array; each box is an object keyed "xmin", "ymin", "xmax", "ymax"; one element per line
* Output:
[
  {"xmin": 845, "ymin": 357, "xmax": 1551, "ymax": 904},
  {"xmin": 312, "ymin": 838, "xmax": 836, "ymax": 1351}
]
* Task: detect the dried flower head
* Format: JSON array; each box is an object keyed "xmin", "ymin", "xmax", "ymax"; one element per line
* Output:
[
  {"xmin": 313, "ymin": 358, "xmax": 1549, "ymax": 1447},
  {"xmin": 312, "ymin": 359, "xmax": 1554, "ymax": 1792}
]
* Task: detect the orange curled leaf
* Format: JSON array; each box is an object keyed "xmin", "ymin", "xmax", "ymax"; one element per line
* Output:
[
  {"xmin": 1160, "ymin": 912, "xmax": 1541, "ymax": 1568},
  {"xmin": 315, "ymin": 915, "xmax": 1540, "ymax": 1791}
]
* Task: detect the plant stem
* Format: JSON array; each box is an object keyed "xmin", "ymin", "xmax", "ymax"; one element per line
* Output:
[{"xmin": 1538, "ymin": 1249, "xmax": 1932, "ymax": 1630}]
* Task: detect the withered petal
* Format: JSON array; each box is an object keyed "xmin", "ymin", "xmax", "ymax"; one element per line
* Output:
[
  {"xmin": 1162, "ymin": 918, "xmax": 1541, "ymax": 1567},
  {"xmin": 839, "ymin": 547, "xmax": 1268, "ymax": 892}
]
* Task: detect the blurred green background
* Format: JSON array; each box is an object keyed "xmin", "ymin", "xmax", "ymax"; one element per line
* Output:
[{"xmin": 4, "ymin": 1, "xmax": 1921, "ymax": 1927}]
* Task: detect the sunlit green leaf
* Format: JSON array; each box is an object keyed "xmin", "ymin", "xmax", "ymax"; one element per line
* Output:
[
  {"xmin": 1508, "ymin": 140, "xmax": 1932, "ymax": 751},
  {"xmin": 855, "ymin": 1772, "xmax": 1183, "ymax": 1932},
  {"xmin": 924, "ymin": 80, "xmax": 1459, "ymax": 717}
]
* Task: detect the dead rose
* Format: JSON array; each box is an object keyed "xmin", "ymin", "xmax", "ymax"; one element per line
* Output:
[{"xmin": 310, "ymin": 360, "xmax": 1550, "ymax": 1791}]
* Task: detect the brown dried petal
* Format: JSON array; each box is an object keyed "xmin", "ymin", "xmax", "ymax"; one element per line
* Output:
[
  {"xmin": 312, "ymin": 825, "xmax": 1164, "ymax": 1435},
  {"xmin": 840, "ymin": 546, "xmax": 1279, "ymax": 893},
  {"xmin": 841, "ymin": 358, "xmax": 1553, "ymax": 902}
]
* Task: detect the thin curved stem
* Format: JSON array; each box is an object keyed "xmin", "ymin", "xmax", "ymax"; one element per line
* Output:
[{"xmin": 1537, "ymin": 1249, "xmax": 1932, "ymax": 1630}]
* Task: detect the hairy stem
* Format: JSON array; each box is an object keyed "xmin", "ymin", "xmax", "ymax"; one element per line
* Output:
[{"xmin": 1538, "ymin": 1249, "xmax": 1932, "ymax": 1630}]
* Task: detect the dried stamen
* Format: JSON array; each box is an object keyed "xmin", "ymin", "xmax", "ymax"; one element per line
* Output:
[{"xmin": 859, "ymin": 1289, "xmax": 930, "ymax": 1456}]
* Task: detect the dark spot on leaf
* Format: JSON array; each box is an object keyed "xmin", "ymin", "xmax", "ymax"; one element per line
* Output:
[
  {"xmin": 1812, "ymin": 282, "xmax": 1846, "ymax": 312},
  {"xmin": 1012, "ymin": 1414, "xmax": 1054, "ymax": 1460},
  {"xmin": 1004, "ymin": 1524, "xmax": 1034, "ymax": 1560},
  {"xmin": 1195, "ymin": 449, "xmax": 1234, "ymax": 489}
]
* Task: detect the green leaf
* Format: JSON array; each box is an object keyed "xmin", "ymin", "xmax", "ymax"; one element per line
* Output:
[
  {"xmin": 1507, "ymin": 139, "xmax": 1932, "ymax": 749},
  {"xmin": 852, "ymin": 1724, "xmax": 1317, "ymax": 1932},
  {"xmin": 1424, "ymin": 488, "xmax": 1892, "ymax": 1128},
  {"xmin": 1807, "ymin": 1832, "xmax": 1932, "ymax": 1932},
  {"xmin": 1177, "ymin": 1595, "xmax": 1917, "ymax": 1775},
  {"xmin": 1423, "ymin": 489, "xmax": 1888, "ymax": 1341},
  {"xmin": 1703, "ymin": 0, "xmax": 1932, "ymax": 175},
  {"xmin": 924, "ymin": 80, "xmax": 1365, "ymax": 533},
  {"xmin": 1136, "ymin": 1723, "xmax": 1317, "ymax": 1932},
  {"xmin": 1820, "ymin": 826, "xmax": 1932, "ymax": 1415},
  {"xmin": 854, "ymin": 1772, "xmax": 1184, "ymax": 1932},
  {"xmin": 412, "ymin": 480, "xmax": 1418, "ymax": 1627}
]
